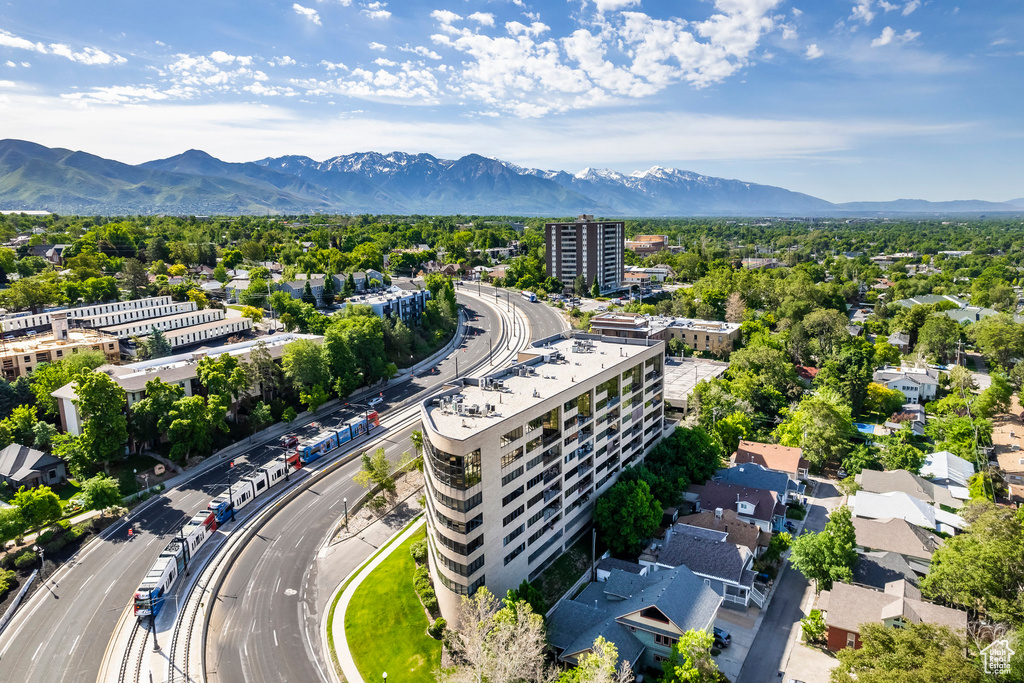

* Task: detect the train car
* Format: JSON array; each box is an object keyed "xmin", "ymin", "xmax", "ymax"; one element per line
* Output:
[
  {"xmin": 133, "ymin": 555, "xmax": 178, "ymax": 617},
  {"xmin": 208, "ymin": 478, "xmax": 257, "ymax": 524},
  {"xmin": 336, "ymin": 423, "xmax": 353, "ymax": 446},
  {"xmin": 348, "ymin": 415, "xmax": 369, "ymax": 439},
  {"xmin": 258, "ymin": 459, "xmax": 289, "ymax": 490},
  {"xmin": 181, "ymin": 509, "xmax": 217, "ymax": 557},
  {"xmin": 521, "ymin": 290, "xmax": 537, "ymax": 302},
  {"xmin": 298, "ymin": 429, "xmax": 340, "ymax": 465},
  {"xmin": 367, "ymin": 410, "xmax": 380, "ymax": 428}
]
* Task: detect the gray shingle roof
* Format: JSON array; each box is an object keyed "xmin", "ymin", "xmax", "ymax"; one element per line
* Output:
[
  {"xmin": 597, "ymin": 557, "xmax": 645, "ymax": 574},
  {"xmin": 857, "ymin": 469, "xmax": 964, "ymax": 509},
  {"xmin": 655, "ymin": 528, "xmax": 753, "ymax": 585},
  {"xmin": 852, "ymin": 517, "xmax": 942, "ymax": 559},
  {"xmin": 0, "ymin": 444, "xmax": 62, "ymax": 482},
  {"xmin": 852, "ymin": 551, "xmax": 919, "ymax": 590},
  {"xmin": 714, "ymin": 463, "xmax": 793, "ymax": 500},
  {"xmin": 689, "ymin": 481, "xmax": 777, "ymax": 523}
]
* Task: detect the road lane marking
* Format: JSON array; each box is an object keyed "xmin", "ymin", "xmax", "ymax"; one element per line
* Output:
[
  {"xmin": 68, "ymin": 635, "xmax": 79, "ymax": 655},
  {"xmin": 32, "ymin": 642, "xmax": 43, "ymax": 661},
  {"xmin": 273, "ymin": 630, "xmax": 278, "ymax": 647},
  {"xmin": 104, "ymin": 579, "xmax": 116, "ymax": 596},
  {"xmin": 274, "ymin": 577, "xmax": 281, "ymax": 593}
]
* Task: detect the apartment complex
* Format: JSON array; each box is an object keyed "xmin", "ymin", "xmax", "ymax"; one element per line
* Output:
[
  {"xmin": 589, "ymin": 312, "xmax": 741, "ymax": 355},
  {"xmin": 0, "ymin": 312, "xmax": 120, "ymax": 379},
  {"xmin": 545, "ymin": 215, "xmax": 624, "ymax": 294},
  {"xmin": 0, "ymin": 296, "xmax": 175, "ymax": 337},
  {"xmin": 419, "ymin": 332, "xmax": 667, "ymax": 619},
  {"xmin": 52, "ymin": 333, "xmax": 322, "ymax": 436},
  {"xmin": 337, "ymin": 285, "xmax": 431, "ymax": 323}
]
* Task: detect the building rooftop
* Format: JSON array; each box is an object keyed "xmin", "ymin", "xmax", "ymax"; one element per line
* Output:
[
  {"xmin": 852, "ymin": 551, "xmax": 919, "ymax": 590},
  {"xmin": 662, "ymin": 356, "xmax": 729, "ymax": 408},
  {"xmin": 851, "ymin": 490, "xmax": 964, "ymax": 532},
  {"xmin": 0, "ymin": 328, "xmax": 116, "ymax": 356},
  {"xmin": 673, "ymin": 508, "xmax": 769, "ymax": 554},
  {"xmin": 424, "ymin": 334, "xmax": 661, "ymax": 439},
  {"xmin": 156, "ymin": 316, "xmax": 251, "ymax": 340},
  {"xmin": 341, "ymin": 285, "xmax": 427, "ymax": 308},
  {"xmin": 732, "ymin": 441, "xmax": 808, "ymax": 477},
  {"xmin": 589, "ymin": 312, "xmax": 741, "ymax": 337},
  {"xmin": 857, "ymin": 469, "xmax": 967, "ymax": 509},
  {"xmin": 99, "ymin": 309, "xmax": 223, "ymax": 335},
  {"xmin": 820, "ymin": 580, "xmax": 967, "ymax": 635},
  {"xmin": 852, "ymin": 517, "xmax": 942, "ymax": 559}
]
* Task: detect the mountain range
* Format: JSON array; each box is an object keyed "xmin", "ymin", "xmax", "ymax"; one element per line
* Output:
[{"xmin": 0, "ymin": 139, "xmax": 1019, "ymax": 217}]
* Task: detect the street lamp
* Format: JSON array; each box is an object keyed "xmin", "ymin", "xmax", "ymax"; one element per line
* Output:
[
  {"xmin": 344, "ymin": 497, "xmax": 349, "ymax": 528},
  {"xmin": 33, "ymin": 544, "xmax": 43, "ymax": 579},
  {"xmin": 283, "ymin": 448, "xmax": 291, "ymax": 482},
  {"xmin": 383, "ymin": 673, "xmax": 388, "ymax": 683}
]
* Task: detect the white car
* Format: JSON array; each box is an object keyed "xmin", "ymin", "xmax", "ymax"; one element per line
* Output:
[{"xmin": 368, "ymin": 396, "xmax": 383, "ymax": 407}]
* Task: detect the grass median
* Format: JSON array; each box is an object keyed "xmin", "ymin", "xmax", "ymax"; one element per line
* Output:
[{"xmin": 344, "ymin": 526, "xmax": 440, "ymax": 683}]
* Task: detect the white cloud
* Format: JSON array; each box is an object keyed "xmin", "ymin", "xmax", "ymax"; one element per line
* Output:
[
  {"xmin": 361, "ymin": 2, "xmax": 391, "ymax": 20},
  {"xmin": 431, "ymin": 10, "xmax": 463, "ymax": 25},
  {"xmin": 269, "ymin": 55, "xmax": 298, "ymax": 66},
  {"xmin": 851, "ymin": 0, "xmax": 875, "ymax": 24},
  {"xmin": 293, "ymin": 4, "xmax": 322, "ymax": 25},
  {"xmin": 398, "ymin": 45, "xmax": 443, "ymax": 60},
  {"xmin": 48, "ymin": 44, "xmax": 127, "ymax": 65},
  {"xmin": 320, "ymin": 60, "xmax": 348, "ymax": 71},
  {"xmin": 467, "ymin": 12, "xmax": 495, "ymax": 26},
  {"xmin": 209, "ymin": 51, "xmax": 253, "ymax": 66},
  {"xmin": 805, "ymin": 43, "xmax": 823, "ymax": 59},
  {"xmin": 4, "ymin": 60, "xmax": 14, "ymax": 67},
  {"xmin": 871, "ymin": 26, "xmax": 919, "ymax": 47},
  {"xmin": 369, "ymin": 42, "xmax": 387, "ymax": 51},
  {"xmin": 902, "ymin": 0, "xmax": 920, "ymax": 15},
  {"xmin": 374, "ymin": 57, "xmax": 397, "ymax": 66},
  {"xmin": 592, "ymin": 0, "xmax": 641, "ymax": 12},
  {"xmin": 0, "ymin": 80, "xmax": 15, "ymax": 87},
  {"xmin": 0, "ymin": 29, "xmax": 47, "ymax": 54},
  {"xmin": 877, "ymin": 1, "xmax": 898, "ymax": 11},
  {"xmin": 791, "ymin": 7, "xmax": 802, "ymax": 16},
  {"xmin": 317, "ymin": 0, "xmax": 351, "ymax": 4}
]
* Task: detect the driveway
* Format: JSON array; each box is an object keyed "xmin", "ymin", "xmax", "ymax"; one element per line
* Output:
[
  {"xmin": 966, "ymin": 352, "xmax": 992, "ymax": 391},
  {"xmin": 735, "ymin": 479, "xmax": 843, "ymax": 683}
]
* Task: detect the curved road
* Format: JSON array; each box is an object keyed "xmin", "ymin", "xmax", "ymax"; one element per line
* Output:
[
  {"xmin": 204, "ymin": 289, "xmax": 568, "ymax": 683},
  {"xmin": 0, "ymin": 291, "xmax": 528, "ymax": 683}
]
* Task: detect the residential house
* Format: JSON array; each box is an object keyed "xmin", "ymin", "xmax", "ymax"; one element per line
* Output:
[
  {"xmin": 920, "ymin": 450, "xmax": 975, "ymax": 489},
  {"xmin": 639, "ymin": 523, "xmax": 766, "ymax": 608},
  {"xmin": 887, "ymin": 332, "xmax": 911, "ymax": 354},
  {"xmin": 276, "ymin": 277, "xmax": 326, "ymax": 306},
  {"xmin": 817, "ymin": 580, "xmax": 967, "ymax": 652},
  {"xmin": 673, "ymin": 508, "xmax": 771, "ymax": 557},
  {"xmin": 0, "ymin": 444, "xmax": 68, "ymax": 490},
  {"xmin": 685, "ymin": 480, "xmax": 784, "ymax": 533},
  {"xmin": 713, "ymin": 462, "xmax": 803, "ymax": 506},
  {"xmin": 992, "ymin": 397, "xmax": 1024, "ymax": 503},
  {"xmin": 546, "ymin": 566, "xmax": 722, "ymax": 671},
  {"xmin": 595, "ymin": 557, "xmax": 648, "ymax": 583},
  {"xmin": 850, "ymin": 490, "xmax": 964, "ymax": 534},
  {"xmin": 851, "ymin": 551, "xmax": 919, "ymax": 591},
  {"xmin": 349, "ymin": 269, "xmax": 385, "ymax": 291},
  {"xmin": 872, "ymin": 366, "xmax": 940, "ymax": 403},
  {"xmin": 732, "ymin": 441, "xmax": 809, "ymax": 481},
  {"xmin": 852, "ymin": 517, "xmax": 942, "ymax": 576},
  {"xmin": 856, "ymin": 469, "xmax": 968, "ymax": 510},
  {"xmin": 795, "ymin": 365, "xmax": 819, "ymax": 387}
]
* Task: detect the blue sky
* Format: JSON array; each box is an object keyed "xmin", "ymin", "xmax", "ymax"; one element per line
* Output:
[{"xmin": 0, "ymin": 0, "xmax": 1021, "ymax": 203}]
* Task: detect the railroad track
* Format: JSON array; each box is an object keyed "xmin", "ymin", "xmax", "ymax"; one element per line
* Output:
[{"xmin": 116, "ymin": 620, "xmax": 149, "ymax": 683}]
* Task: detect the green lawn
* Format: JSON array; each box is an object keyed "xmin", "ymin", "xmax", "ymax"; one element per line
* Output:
[
  {"xmin": 50, "ymin": 479, "xmax": 82, "ymax": 506},
  {"xmin": 345, "ymin": 528, "xmax": 440, "ymax": 683}
]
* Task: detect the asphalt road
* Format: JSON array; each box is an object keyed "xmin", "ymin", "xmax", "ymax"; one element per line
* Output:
[
  {"xmin": 0, "ymin": 291, "xmax": 551, "ymax": 683},
  {"xmin": 736, "ymin": 480, "xmax": 841, "ymax": 683},
  {"xmin": 204, "ymin": 288, "xmax": 568, "ymax": 683}
]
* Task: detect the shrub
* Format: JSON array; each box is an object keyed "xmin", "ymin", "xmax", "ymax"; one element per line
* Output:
[
  {"xmin": 786, "ymin": 507, "xmax": 806, "ymax": 521},
  {"xmin": 57, "ymin": 519, "xmax": 70, "ymax": 530},
  {"xmin": 0, "ymin": 553, "xmax": 15, "ymax": 569},
  {"xmin": 427, "ymin": 617, "xmax": 447, "ymax": 639},
  {"xmin": 413, "ymin": 564, "xmax": 429, "ymax": 582},
  {"xmin": 43, "ymin": 536, "xmax": 67, "ymax": 553},
  {"xmin": 65, "ymin": 525, "xmax": 87, "ymax": 542},
  {"xmin": 14, "ymin": 550, "xmax": 37, "ymax": 571},
  {"xmin": 421, "ymin": 590, "xmax": 439, "ymax": 614},
  {"xmin": 0, "ymin": 568, "xmax": 16, "ymax": 598},
  {"xmin": 36, "ymin": 529, "xmax": 57, "ymax": 545},
  {"xmin": 801, "ymin": 609, "xmax": 827, "ymax": 645},
  {"xmin": 410, "ymin": 539, "xmax": 428, "ymax": 564}
]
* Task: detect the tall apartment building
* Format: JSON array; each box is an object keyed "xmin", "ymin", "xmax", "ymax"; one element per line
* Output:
[
  {"xmin": 545, "ymin": 215, "xmax": 624, "ymax": 294},
  {"xmin": 419, "ymin": 332, "xmax": 667, "ymax": 619}
]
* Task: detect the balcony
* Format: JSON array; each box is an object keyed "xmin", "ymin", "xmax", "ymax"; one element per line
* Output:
[
  {"xmin": 542, "ymin": 463, "xmax": 561, "ymax": 484},
  {"xmin": 543, "ymin": 500, "xmax": 562, "ymax": 520},
  {"xmin": 543, "ymin": 482, "xmax": 561, "ymax": 502},
  {"xmin": 542, "ymin": 444, "xmax": 562, "ymax": 466},
  {"xmin": 542, "ymin": 430, "xmax": 561, "ymax": 448}
]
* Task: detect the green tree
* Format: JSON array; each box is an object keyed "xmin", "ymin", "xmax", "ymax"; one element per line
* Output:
[
  {"xmin": 148, "ymin": 327, "xmax": 172, "ymax": 359},
  {"xmin": 790, "ymin": 505, "xmax": 858, "ymax": 591},
  {"xmin": 573, "ymin": 272, "xmax": 586, "ymax": 297},
  {"xmin": 122, "ymin": 258, "xmax": 150, "ymax": 298},
  {"xmin": 300, "ymin": 384, "xmax": 329, "ymax": 414},
  {"xmin": 800, "ymin": 609, "xmax": 826, "ymax": 645},
  {"xmin": 324, "ymin": 325, "xmax": 361, "ymax": 397},
  {"xmin": 558, "ymin": 636, "xmax": 632, "ymax": 683},
  {"xmin": 881, "ymin": 440, "xmax": 925, "ymax": 473},
  {"xmin": 75, "ymin": 371, "xmax": 128, "ymax": 472},
  {"xmin": 970, "ymin": 313, "xmax": 1024, "ymax": 367},
  {"xmin": 11, "ymin": 485, "xmax": 62, "ymax": 529},
  {"xmin": 166, "ymin": 395, "xmax": 228, "ymax": 462},
  {"xmin": 301, "ymin": 279, "xmax": 317, "ymax": 305},
  {"xmin": 240, "ymin": 305, "xmax": 264, "ymax": 324},
  {"xmin": 873, "ymin": 337, "xmax": 902, "ymax": 367},
  {"xmin": 213, "ymin": 262, "xmax": 229, "ymax": 283},
  {"xmin": 353, "ymin": 447, "xmax": 396, "ymax": 497},
  {"xmin": 129, "ymin": 378, "xmax": 184, "ymax": 446},
  {"xmin": 79, "ymin": 473, "xmax": 124, "ymax": 510},
  {"xmin": 661, "ymin": 629, "xmax": 720, "ymax": 683},
  {"xmin": 590, "ymin": 275, "xmax": 601, "ymax": 298},
  {"xmin": 282, "ymin": 338, "xmax": 328, "ymax": 391},
  {"xmin": 0, "ymin": 506, "xmax": 27, "ymax": 542},
  {"xmin": 30, "ymin": 351, "xmax": 107, "ymax": 417},
  {"xmin": 715, "ymin": 411, "xmax": 752, "ymax": 453},
  {"xmin": 920, "ymin": 501, "xmax": 1024, "ymax": 625},
  {"xmin": 594, "ymin": 479, "xmax": 661, "ymax": 555},
  {"xmin": 915, "ymin": 315, "xmax": 960, "ymax": 363},
  {"xmin": 246, "ymin": 341, "xmax": 281, "ymax": 402},
  {"xmin": 864, "ymin": 382, "xmax": 906, "ymax": 417},
  {"xmin": 815, "ymin": 340, "xmax": 875, "ymax": 415},
  {"xmin": 249, "ymin": 401, "xmax": 273, "ymax": 437},
  {"xmin": 830, "ymin": 623, "xmax": 982, "ymax": 683},
  {"xmin": 507, "ymin": 579, "xmax": 547, "ymax": 617},
  {"xmin": 1, "ymin": 404, "xmax": 38, "ymax": 447},
  {"xmin": 32, "ymin": 421, "xmax": 57, "ymax": 449},
  {"xmin": 774, "ymin": 390, "xmax": 855, "ymax": 469}
]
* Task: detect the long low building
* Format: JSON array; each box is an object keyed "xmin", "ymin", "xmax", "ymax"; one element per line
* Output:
[
  {"xmin": 75, "ymin": 301, "xmax": 197, "ymax": 329},
  {"xmin": 98, "ymin": 309, "xmax": 228, "ymax": 340},
  {"xmin": 52, "ymin": 333, "xmax": 323, "ymax": 435},
  {"xmin": 1, "ymin": 312, "xmax": 120, "ymax": 379},
  {"xmin": 589, "ymin": 312, "xmax": 741, "ymax": 355},
  {"xmin": 0, "ymin": 296, "xmax": 174, "ymax": 336},
  {"xmin": 419, "ymin": 332, "xmax": 667, "ymax": 619},
  {"xmin": 156, "ymin": 317, "xmax": 252, "ymax": 349}
]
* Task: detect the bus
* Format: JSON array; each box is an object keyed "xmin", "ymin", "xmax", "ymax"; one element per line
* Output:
[{"xmin": 521, "ymin": 291, "xmax": 537, "ymax": 302}]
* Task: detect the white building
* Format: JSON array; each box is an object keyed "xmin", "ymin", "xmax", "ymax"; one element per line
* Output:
[
  {"xmin": 338, "ymin": 286, "xmax": 430, "ymax": 324},
  {"xmin": 872, "ymin": 366, "xmax": 940, "ymax": 403},
  {"xmin": 420, "ymin": 333, "xmax": 667, "ymax": 619}
]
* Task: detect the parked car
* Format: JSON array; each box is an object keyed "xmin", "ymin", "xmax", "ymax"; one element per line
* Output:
[
  {"xmin": 368, "ymin": 396, "xmax": 384, "ymax": 407},
  {"xmin": 713, "ymin": 626, "xmax": 731, "ymax": 649},
  {"xmin": 837, "ymin": 467, "xmax": 848, "ymax": 480}
]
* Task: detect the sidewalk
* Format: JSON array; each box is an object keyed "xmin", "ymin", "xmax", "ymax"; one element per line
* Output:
[{"xmin": 321, "ymin": 503, "xmax": 426, "ymax": 683}]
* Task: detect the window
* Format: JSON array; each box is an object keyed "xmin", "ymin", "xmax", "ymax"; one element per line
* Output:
[
  {"xmin": 501, "ymin": 426, "xmax": 523, "ymax": 447},
  {"xmin": 501, "ymin": 486, "xmax": 524, "ymax": 507},
  {"xmin": 503, "ymin": 524, "xmax": 525, "ymax": 546},
  {"xmin": 846, "ymin": 632, "xmax": 856, "ymax": 648},
  {"xmin": 503, "ymin": 505, "xmax": 524, "ymax": 527},
  {"xmin": 640, "ymin": 607, "xmax": 668, "ymax": 623},
  {"xmin": 504, "ymin": 543, "xmax": 526, "ymax": 565},
  {"xmin": 501, "ymin": 467, "xmax": 524, "ymax": 487},
  {"xmin": 501, "ymin": 447, "xmax": 524, "ymax": 470}
]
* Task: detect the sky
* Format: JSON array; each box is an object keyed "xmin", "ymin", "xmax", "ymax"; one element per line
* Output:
[{"xmin": 0, "ymin": 0, "xmax": 1021, "ymax": 203}]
